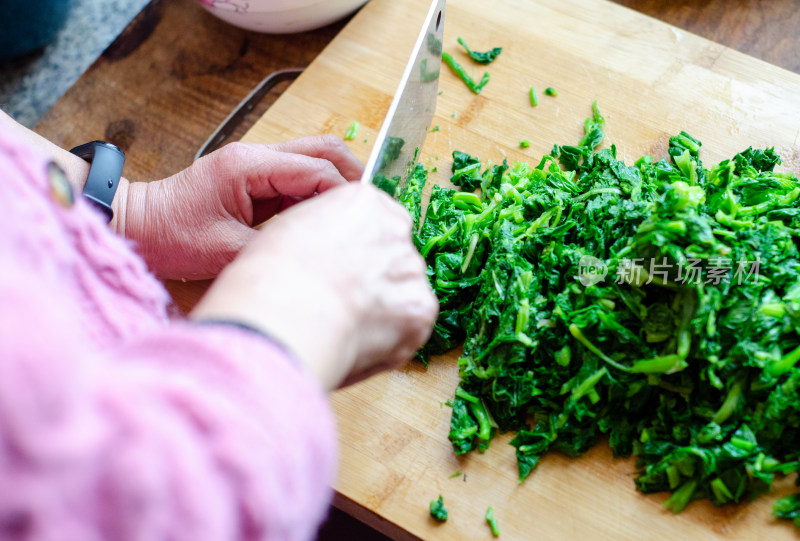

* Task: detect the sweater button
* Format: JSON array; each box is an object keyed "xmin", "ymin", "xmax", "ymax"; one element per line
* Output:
[{"xmin": 47, "ymin": 161, "xmax": 74, "ymax": 208}]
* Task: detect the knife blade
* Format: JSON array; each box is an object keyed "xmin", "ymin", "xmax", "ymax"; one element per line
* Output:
[{"xmin": 360, "ymin": 0, "xmax": 446, "ymax": 197}]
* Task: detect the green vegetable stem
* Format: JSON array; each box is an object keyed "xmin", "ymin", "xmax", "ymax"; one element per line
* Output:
[
  {"xmin": 485, "ymin": 507, "xmax": 500, "ymax": 537},
  {"xmin": 344, "ymin": 121, "xmax": 359, "ymax": 140},
  {"xmin": 457, "ymin": 36, "xmax": 502, "ymax": 64},
  {"xmin": 442, "ymin": 52, "xmax": 490, "ymax": 94}
]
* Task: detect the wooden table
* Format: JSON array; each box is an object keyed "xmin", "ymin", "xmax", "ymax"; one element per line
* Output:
[{"xmin": 34, "ymin": 0, "xmax": 800, "ymax": 538}]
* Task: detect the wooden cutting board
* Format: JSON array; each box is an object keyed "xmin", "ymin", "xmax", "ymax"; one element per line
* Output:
[{"xmin": 242, "ymin": 0, "xmax": 800, "ymax": 538}]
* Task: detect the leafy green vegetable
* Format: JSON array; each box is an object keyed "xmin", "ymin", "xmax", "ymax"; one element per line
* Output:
[
  {"xmin": 457, "ymin": 37, "xmax": 502, "ymax": 65},
  {"xmin": 451, "ymin": 150, "xmax": 483, "ymax": 192},
  {"xmin": 410, "ymin": 102, "xmax": 800, "ymax": 524},
  {"xmin": 442, "ymin": 52, "xmax": 490, "ymax": 94},
  {"xmin": 485, "ymin": 506, "xmax": 500, "ymax": 537},
  {"xmin": 430, "ymin": 495, "xmax": 448, "ymax": 522},
  {"xmin": 774, "ymin": 494, "xmax": 800, "ymax": 527},
  {"xmin": 544, "ymin": 87, "xmax": 558, "ymax": 96},
  {"xmin": 420, "ymin": 58, "xmax": 440, "ymax": 83},
  {"xmin": 427, "ymin": 32, "xmax": 443, "ymax": 56},
  {"xmin": 372, "ymin": 174, "xmax": 400, "ymax": 197},
  {"xmin": 376, "ymin": 135, "xmax": 405, "ymax": 172},
  {"xmin": 344, "ymin": 121, "xmax": 359, "ymax": 140},
  {"xmin": 398, "ymin": 162, "xmax": 428, "ymax": 230}
]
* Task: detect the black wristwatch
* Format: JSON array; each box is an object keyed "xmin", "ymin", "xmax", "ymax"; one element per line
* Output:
[{"xmin": 69, "ymin": 141, "xmax": 126, "ymax": 223}]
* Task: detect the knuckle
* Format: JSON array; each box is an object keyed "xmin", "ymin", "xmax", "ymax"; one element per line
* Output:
[
  {"xmin": 318, "ymin": 133, "xmax": 347, "ymax": 151},
  {"xmin": 313, "ymin": 157, "xmax": 340, "ymax": 177},
  {"xmin": 219, "ymin": 141, "xmax": 252, "ymax": 162}
]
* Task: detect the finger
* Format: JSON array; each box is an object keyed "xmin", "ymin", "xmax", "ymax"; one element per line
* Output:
[
  {"xmin": 245, "ymin": 150, "xmax": 350, "ymax": 199},
  {"xmin": 265, "ymin": 135, "xmax": 365, "ymax": 182}
]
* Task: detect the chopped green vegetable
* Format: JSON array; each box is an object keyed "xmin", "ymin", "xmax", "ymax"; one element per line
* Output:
[
  {"xmin": 375, "ymin": 136, "xmax": 405, "ymax": 172},
  {"xmin": 449, "ymin": 470, "xmax": 463, "ymax": 479},
  {"xmin": 529, "ymin": 87, "xmax": 538, "ymax": 107},
  {"xmin": 457, "ymin": 36, "xmax": 502, "ymax": 65},
  {"xmin": 398, "ymin": 162, "xmax": 428, "ymax": 230},
  {"xmin": 344, "ymin": 121, "xmax": 359, "ymax": 140},
  {"xmin": 431, "ymin": 125, "xmax": 441, "ymax": 133},
  {"xmin": 372, "ymin": 174, "xmax": 399, "ymax": 197},
  {"xmin": 409, "ymin": 102, "xmax": 800, "ymax": 525},
  {"xmin": 429, "ymin": 495, "xmax": 448, "ymax": 522},
  {"xmin": 544, "ymin": 87, "xmax": 558, "ymax": 96},
  {"xmin": 485, "ymin": 507, "xmax": 500, "ymax": 537},
  {"xmin": 427, "ymin": 32, "xmax": 443, "ymax": 56},
  {"xmin": 442, "ymin": 52, "xmax": 490, "ymax": 94},
  {"xmin": 520, "ymin": 140, "xmax": 531, "ymax": 149},
  {"xmin": 774, "ymin": 494, "xmax": 800, "ymax": 527},
  {"xmin": 420, "ymin": 58, "xmax": 440, "ymax": 83}
]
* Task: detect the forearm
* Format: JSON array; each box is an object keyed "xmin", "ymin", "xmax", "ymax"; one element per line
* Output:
[{"xmin": 0, "ymin": 108, "xmax": 131, "ymax": 232}]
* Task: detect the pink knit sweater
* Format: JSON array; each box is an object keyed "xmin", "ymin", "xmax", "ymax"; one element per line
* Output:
[{"xmin": 0, "ymin": 130, "xmax": 337, "ymax": 541}]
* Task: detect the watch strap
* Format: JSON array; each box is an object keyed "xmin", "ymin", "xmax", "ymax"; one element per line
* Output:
[{"xmin": 69, "ymin": 141, "xmax": 125, "ymax": 223}]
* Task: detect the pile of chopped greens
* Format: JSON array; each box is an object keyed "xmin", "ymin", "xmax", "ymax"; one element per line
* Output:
[{"xmin": 400, "ymin": 103, "xmax": 800, "ymax": 524}]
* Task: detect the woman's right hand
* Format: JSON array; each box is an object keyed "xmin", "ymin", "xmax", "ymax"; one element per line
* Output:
[{"xmin": 190, "ymin": 182, "xmax": 439, "ymax": 390}]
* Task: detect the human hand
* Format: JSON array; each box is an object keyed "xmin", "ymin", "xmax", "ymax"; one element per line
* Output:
[
  {"xmin": 189, "ymin": 183, "xmax": 439, "ymax": 390},
  {"xmin": 119, "ymin": 136, "xmax": 364, "ymax": 280}
]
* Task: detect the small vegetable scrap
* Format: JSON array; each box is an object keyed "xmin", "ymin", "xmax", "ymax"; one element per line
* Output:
[
  {"xmin": 442, "ymin": 36, "xmax": 502, "ymax": 94},
  {"xmin": 520, "ymin": 140, "xmax": 531, "ymax": 149},
  {"xmin": 442, "ymin": 52, "xmax": 490, "ymax": 94},
  {"xmin": 457, "ymin": 36, "xmax": 503, "ymax": 65},
  {"xmin": 343, "ymin": 121, "xmax": 359, "ymax": 140},
  {"xmin": 529, "ymin": 87, "xmax": 538, "ymax": 107},
  {"xmin": 429, "ymin": 495, "xmax": 448, "ymax": 522},
  {"xmin": 544, "ymin": 87, "xmax": 558, "ymax": 96},
  {"xmin": 420, "ymin": 58, "xmax": 440, "ymax": 83},
  {"xmin": 398, "ymin": 102, "xmax": 800, "ymax": 527},
  {"xmin": 774, "ymin": 494, "xmax": 800, "ymax": 527},
  {"xmin": 485, "ymin": 507, "xmax": 500, "ymax": 537}
]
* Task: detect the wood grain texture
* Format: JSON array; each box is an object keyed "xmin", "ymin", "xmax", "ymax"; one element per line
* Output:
[
  {"xmin": 615, "ymin": 0, "xmax": 800, "ymax": 75},
  {"xmin": 242, "ymin": 0, "xmax": 800, "ymax": 539}
]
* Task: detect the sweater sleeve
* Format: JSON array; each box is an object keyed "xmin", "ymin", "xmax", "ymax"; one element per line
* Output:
[
  {"xmin": 0, "ymin": 270, "xmax": 337, "ymax": 541},
  {"xmin": 0, "ymin": 132, "xmax": 338, "ymax": 541}
]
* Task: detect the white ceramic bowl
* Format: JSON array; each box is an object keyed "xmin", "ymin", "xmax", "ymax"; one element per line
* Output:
[{"xmin": 196, "ymin": 0, "xmax": 369, "ymax": 34}]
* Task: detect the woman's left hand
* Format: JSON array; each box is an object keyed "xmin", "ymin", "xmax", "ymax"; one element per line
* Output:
[{"xmin": 118, "ymin": 136, "xmax": 364, "ymax": 280}]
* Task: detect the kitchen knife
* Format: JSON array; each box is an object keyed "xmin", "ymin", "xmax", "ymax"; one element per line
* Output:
[{"xmin": 359, "ymin": 0, "xmax": 446, "ymax": 196}]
